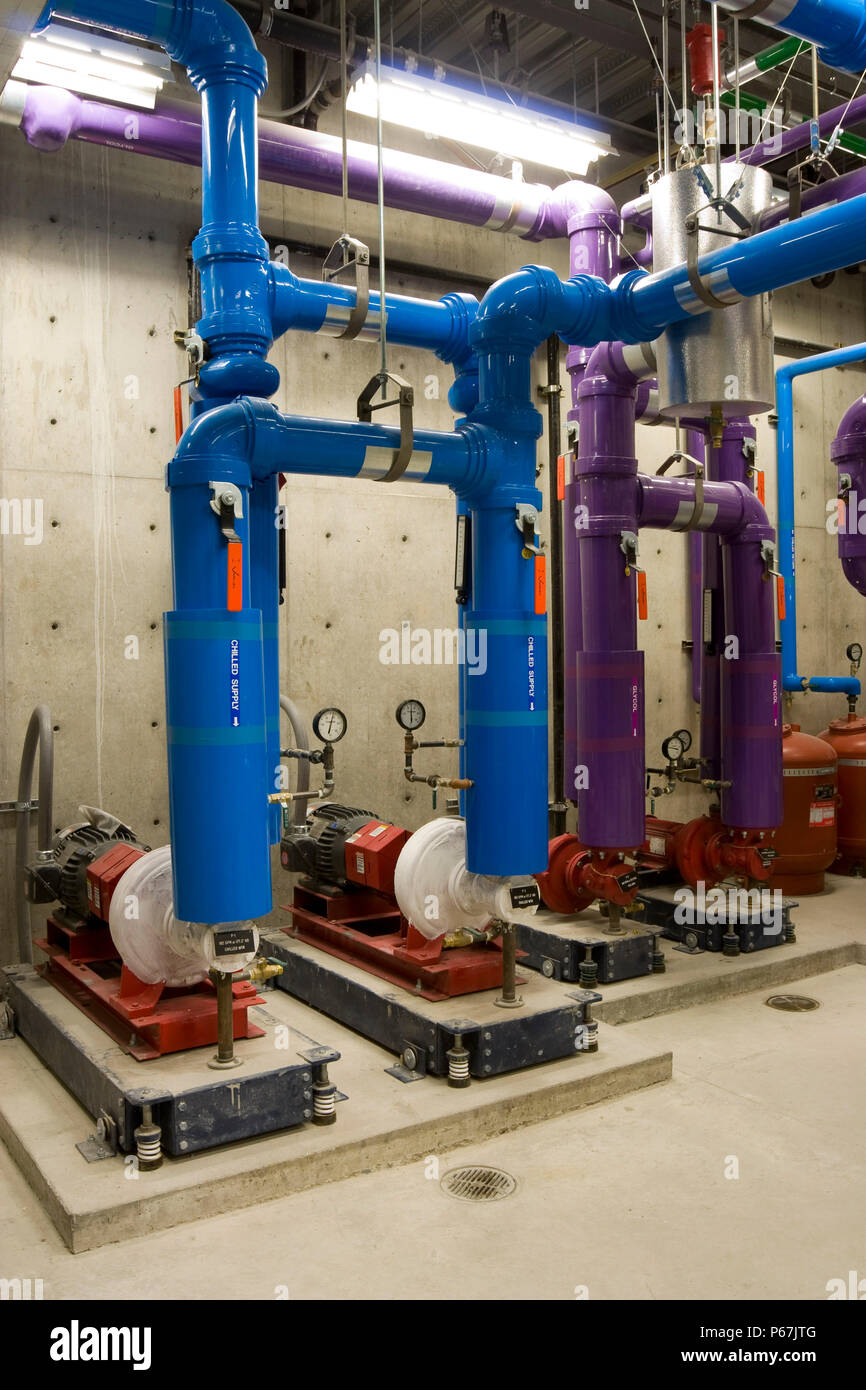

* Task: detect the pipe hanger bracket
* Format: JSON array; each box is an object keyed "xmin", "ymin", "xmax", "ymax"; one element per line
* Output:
[
  {"xmin": 322, "ymin": 235, "xmax": 371, "ymax": 340},
  {"xmin": 357, "ymin": 371, "xmax": 415, "ymax": 482},
  {"xmin": 656, "ymin": 450, "xmax": 707, "ymax": 530}
]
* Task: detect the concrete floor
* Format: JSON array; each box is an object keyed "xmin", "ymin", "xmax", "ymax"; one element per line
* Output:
[{"xmin": 1, "ymin": 959, "xmax": 863, "ymax": 1300}]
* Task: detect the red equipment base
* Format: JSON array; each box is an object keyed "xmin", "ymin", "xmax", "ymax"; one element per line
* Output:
[
  {"xmin": 283, "ymin": 882, "xmax": 511, "ymax": 1002},
  {"xmin": 35, "ymin": 913, "xmax": 265, "ymax": 1061}
]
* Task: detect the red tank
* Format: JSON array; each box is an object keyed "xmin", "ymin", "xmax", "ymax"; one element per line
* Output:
[
  {"xmin": 770, "ymin": 725, "xmax": 837, "ymax": 894},
  {"xmin": 817, "ymin": 713, "xmax": 866, "ymax": 875}
]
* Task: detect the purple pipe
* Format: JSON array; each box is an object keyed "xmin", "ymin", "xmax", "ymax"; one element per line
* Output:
[
  {"xmin": 687, "ymin": 431, "xmax": 707, "ymax": 706},
  {"xmin": 725, "ymin": 94, "xmax": 866, "ymax": 166},
  {"xmin": 562, "ymin": 202, "xmax": 622, "ymax": 808},
  {"xmin": 573, "ymin": 369, "xmax": 645, "ymax": 850},
  {"xmin": 7, "ymin": 85, "xmax": 575, "ymax": 240},
  {"xmin": 720, "ymin": 522, "xmax": 783, "ymax": 830},
  {"xmin": 758, "ymin": 165, "xmax": 866, "ymax": 233},
  {"xmin": 698, "ymin": 422, "xmax": 754, "ymax": 786},
  {"xmin": 636, "ymin": 473, "xmax": 762, "ymax": 534},
  {"xmin": 831, "ymin": 392, "xmax": 866, "ymax": 596}
]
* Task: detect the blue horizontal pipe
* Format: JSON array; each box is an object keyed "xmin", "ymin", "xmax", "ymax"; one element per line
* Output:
[
  {"xmin": 630, "ymin": 194, "xmax": 866, "ymax": 335},
  {"xmin": 170, "ymin": 398, "xmax": 483, "ymax": 491},
  {"xmin": 268, "ymin": 265, "xmax": 477, "ymax": 368},
  {"xmin": 776, "ymin": 345, "xmax": 866, "ymax": 698},
  {"xmin": 710, "ymin": 0, "xmax": 866, "ymax": 75}
]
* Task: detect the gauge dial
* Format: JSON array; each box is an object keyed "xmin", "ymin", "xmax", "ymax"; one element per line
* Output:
[
  {"xmin": 673, "ymin": 727, "xmax": 692, "ymax": 753},
  {"xmin": 847, "ymin": 642, "xmax": 863, "ymax": 664},
  {"xmin": 662, "ymin": 734, "xmax": 685, "ymax": 763},
  {"xmin": 313, "ymin": 707, "xmax": 347, "ymax": 743},
  {"xmin": 396, "ymin": 698, "xmax": 426, "ymax": 732}
]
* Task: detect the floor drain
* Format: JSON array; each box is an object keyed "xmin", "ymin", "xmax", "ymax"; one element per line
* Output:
[
  {"xmin": 440, "ymin": 1165, "xmax": 517, "ymax": 1202},
  {"xmin": 765, "ymin": 994, "xmax": 821, "ymax": 1012}
]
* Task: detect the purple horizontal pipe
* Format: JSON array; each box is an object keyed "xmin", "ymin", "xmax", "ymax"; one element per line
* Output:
[
  {"xmin": 10, "ymin": 85, "xmax": 579, "ymax": 241},
  {"xmin": 637, "ymin": 474, "xmax": 762, "ymax": 535},
  {"xmin": 726, "ymin": 94, "xmax": 866, "ymax": 166}
]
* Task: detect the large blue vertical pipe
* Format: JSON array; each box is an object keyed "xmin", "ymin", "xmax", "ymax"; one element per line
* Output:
[
  {"xmin": 461, "ymin": 353, "xmax": 548, "ymax": 875},
  {"xmin": 43, "ymin": 0, "xmax": 276, "ymax": 921},
  {"xmin": 776, "ymin": 349, "xmax": 864, "ymax": 697},
  {"xmin": 167, "ymin": 461, "xmax": 272, "ymax": 921},
  {"xmin": 249, "ymin": 474, "xmax": 282, "ymax": 844}
]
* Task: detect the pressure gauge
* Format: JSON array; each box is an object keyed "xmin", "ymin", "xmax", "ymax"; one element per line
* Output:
[
  {"xmin": 673, "ymin": 727, "xmax": 692, "ymax": 753},
  {"xmin": 661, "ymin": 733, "xmax": 685, "ymax": 763},
  {"xmin": 396, "ymin": 698, "xmax": 426, "ymax": 732},
  {"xmin": 847, "ymin": 642, "xmax": 863, "ymax": 666},
  {"xmin": 312, "ymin": 707, "xmax": 348, "ymax": 743}
]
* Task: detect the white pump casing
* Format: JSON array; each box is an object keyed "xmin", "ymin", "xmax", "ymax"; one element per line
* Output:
[
  {"xmin": 108, "ymin": 845, "xmax": 259, "ymax": 986},
  {"xmin": 393, "ymin": 816, "xmax": 541, "ymax": 941}
]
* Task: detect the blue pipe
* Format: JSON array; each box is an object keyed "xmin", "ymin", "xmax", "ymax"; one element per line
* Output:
[
  {"xmin": 44, "ymin": 0, "xmax": 276, "ymax": 922},
  {"xmin": 268, "ymin": 267, "xmax": 477, "ymax": 366},
  {"xmin": 776, "ymin": 345, "xmax": 865, "ymax": 698},
  {"xmin": 710, "ymin": 0, "xmax": 866, "ymax": 75}
]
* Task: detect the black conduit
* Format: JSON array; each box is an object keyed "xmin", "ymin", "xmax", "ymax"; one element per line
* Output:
[
  {"xmin": 544, "ymin": 336, "xmax": 567, "ymax": 838},
  {"xmin": 15, "ymin": 706, "xmax": 54, "ymax": 964}
]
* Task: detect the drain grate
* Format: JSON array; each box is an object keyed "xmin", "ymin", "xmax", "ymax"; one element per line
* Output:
[
  {"xmin": 765, "ymin": 994, "xmax": 821, "ymax": 1012},
  {"xmin": 440, "ymin": 1165, "xmax": 517, "ymax": 1202}
]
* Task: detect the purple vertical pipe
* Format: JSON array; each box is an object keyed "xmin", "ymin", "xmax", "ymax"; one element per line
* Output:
[
  {"xmin": 714, "ymin": 422, "xmax": 781, "ymax": 829},
  {"xmin": 573, "ymin": 372, "xmax": 645, "ymax": 849},
  {"xmin": 720, "ymin": 530, "xmax": 783, "ymax": 830},
  {"xmin": 831, "ymin": 393, "xmax": 866, "ymax": 596},
  {"xmin": 702, "ymin": 421, "xmax": 755, "ymax": 786},
  {"xmin": 562, "ymin": 192, "xmax": 622, "ymax": 802},
  {"xmin": 688, "ymin": 431, "xmax": 706, "ymax": 706}
]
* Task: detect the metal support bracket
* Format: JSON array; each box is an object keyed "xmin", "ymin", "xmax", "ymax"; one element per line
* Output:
[
  {"xmin": 173, "ymin": 328, "xmax": 209, "ymax": 385},
  {"xmin": 657, "ymin": 450, "xmax": 707, "ymax": 530},
  {"xmin": 322, "ymin": 235, "xmax": 371, "ymax": 340},
  {"xmin": 516, "ymin": 503, "xmax": 544, "ymax": 557},
  {"xmin": 620, "ymin": 530, "xmax": 641, "ymax": 577},
  {"xmin": 761, "ymin": 539, "xmax": 781, "ymax": 581},
  {"xmin": 357, "ymin": 372, "xmax": 415, "ymax": 482},
  {"xmin": 685, "ymin": 210, "xmax": 748, "ymax": 310},
  {"xmin": 209, "ymin": 481, "xmax": 243, "ymax": 543}
]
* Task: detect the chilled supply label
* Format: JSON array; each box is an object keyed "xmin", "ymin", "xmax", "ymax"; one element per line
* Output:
[{"xmin": 230, "ymin": 638, "xmax": 240, "ymax": 727}]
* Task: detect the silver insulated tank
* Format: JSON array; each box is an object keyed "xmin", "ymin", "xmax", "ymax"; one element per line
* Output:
[{"xmin": 650, "ymin": 162, "xmax": 775, "ymax": 418}]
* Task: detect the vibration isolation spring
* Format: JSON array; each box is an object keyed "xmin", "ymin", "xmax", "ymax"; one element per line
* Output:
[
  {"xmin": 446, "ymin": 1033, "xmax": 471, "ymax": 1088},
  {"xmin": 133, "ymin": 1106, "xmax": 163, "ymax": 1170},
  {"xmin": 311, "ymin": 1062, "xmax": 338, "ymax": 1126}
]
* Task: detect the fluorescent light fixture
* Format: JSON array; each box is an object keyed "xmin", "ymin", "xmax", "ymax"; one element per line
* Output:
[
  {"xmin": 346, "ymin": 62, "xmax": 613, "ymax": 176},
  {"xmin": 11, "ymin": 21, "xmax": 173, "ymax": 110}
]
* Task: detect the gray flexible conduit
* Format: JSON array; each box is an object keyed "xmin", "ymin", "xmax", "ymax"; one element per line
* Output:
[{"xmin": 280, "ymin": 694, "xmax": 312, "ymax": 826}]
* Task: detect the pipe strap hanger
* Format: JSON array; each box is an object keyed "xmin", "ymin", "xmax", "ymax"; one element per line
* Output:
[
  {"xmin": 322, "ymin": 234, "xmax": 371, "ymax": 340},
  {"xmin": 656, "ymin": 448, "xmax": 708, "ymax": 530},
  {"xmin": 357, "ymin": 371, "xmax": 415, "ymax": 481}
]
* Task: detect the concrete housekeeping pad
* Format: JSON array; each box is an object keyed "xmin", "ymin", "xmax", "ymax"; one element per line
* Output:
[{"xmin": 0, "ymin": 969, "xmax": 671, "ymax": 1253}]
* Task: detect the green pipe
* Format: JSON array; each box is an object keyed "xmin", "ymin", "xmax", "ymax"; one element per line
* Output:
[{"xmin": 754, "ymin": 36, "xmax": 807, "ymax": 73}]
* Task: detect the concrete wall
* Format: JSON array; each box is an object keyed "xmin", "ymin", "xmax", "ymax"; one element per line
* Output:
[{"xmin": 2, "ymin": 111, "xmax": 865, "ymax": 958}]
